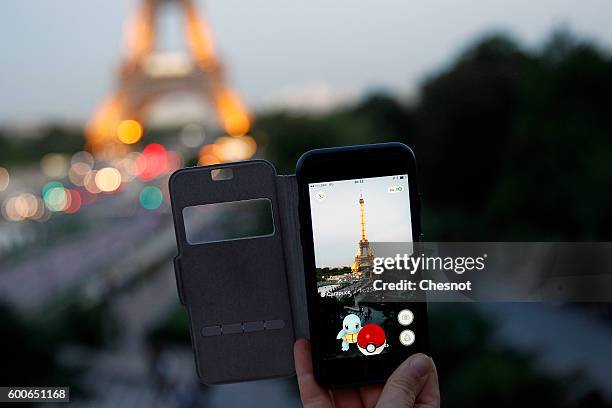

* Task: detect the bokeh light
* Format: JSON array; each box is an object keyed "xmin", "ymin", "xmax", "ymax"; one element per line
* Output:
[
  {"xmin": 84, "ymin": 170, "xmax": 102, "ymax": 194},
  {"xmin": 125, "ymin": 152, "xmax": 142, "ymax": 180},
  {"xmin": 117, "ymin": 119, "xmax": 143, "ymax": 144},
  {"xmin": 42, "ymin": 181, "xmax": 64, "ymax": 198},
  {"xmin": 2, "ymin": 196, "xmax": 22, "ymax": 221},
  {"xmin": 224, "ymin": 113, "xmax": 250, "ymax": 137},
  {"xmin": 216, "ymin": 135, "xmax": 257, "ymax": 161},
  {"xmin": 113, "ymin": 156, "xmax": 138, "ymax": 182},
  {"xmin": 0, "ymin": 167, "xmax": 9, "ymax": 191},
  {"xmin": 180, "ymin": 123, "xmax": 206, "ymax": 148},
  {"xmin": 30, "ymin": 196, "xmax": 47, "ymax": 221},
  {"xmin": 139, "ymin": 186, "xmax": 163, "ymax": 210},
  {"xmin": 71, "ymin": 151, "xmax": 95, "ymax": 167},
  {"xmin": 40, "ymin": 153, "xmax": 69, "ymax": 179},
  {"xmin": 95, "ymin": 167, "xmax": 122, "ymax": 192},
  {"xmin": 198, "ymin": 144, "xmax": 222, "ymax": 165},
  {"xmin": 15, "ymin": 193, "xmax": 38, "ymax": 219},
  {"xmin": 135, "ymin": 143, "xmax": 168, "ymax": 181},
  {"xmin": 64, "ymin": 189, "xmax": 82, "ymax": 213},
  {"xmin": 44, "ymin": 185, "xmax": 69, "ymax": 212},
  {"xmin": 68, "ymin": 162, "xmax": 92, "ymax": 186}
]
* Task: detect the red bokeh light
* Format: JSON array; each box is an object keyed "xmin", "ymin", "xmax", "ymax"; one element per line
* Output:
[
  {"xmin": 136, "ymin": 143, "xmax": 168, "ymax": 181},
  {"xmin": 64, "ymin": 189, "xmax": 82, "ymax": 214}
]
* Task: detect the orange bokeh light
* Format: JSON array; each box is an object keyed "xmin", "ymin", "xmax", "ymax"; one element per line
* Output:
[
  {"xmin": 224, "ymin": 113, "xmax": 250, "ymax": 137},
  {"xmin": 117, "ymin": 119, "xmax": 143, "ymax": 144},
  {"xmin": 198, "ymin": 144, "xmax": 222, "ymax": 165}
]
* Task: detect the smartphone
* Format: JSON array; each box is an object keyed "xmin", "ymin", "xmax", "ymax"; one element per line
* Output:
[{"xmin": 296, "ymin": 142, "xmax": 428, "ymax": 388}]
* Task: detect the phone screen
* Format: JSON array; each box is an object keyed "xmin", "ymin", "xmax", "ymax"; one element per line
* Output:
[{"xmin": 308, "ymin": 174, "xmax": 417, "ymax": 361}]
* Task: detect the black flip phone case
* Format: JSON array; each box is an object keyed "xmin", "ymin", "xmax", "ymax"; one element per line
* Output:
[{"xmin": 169, "ymin": 160, "xmax": 309, "ymax": 384}]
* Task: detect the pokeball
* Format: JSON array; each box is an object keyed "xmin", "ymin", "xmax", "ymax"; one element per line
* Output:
[{"xmin": 357, "ymin": 324, "xmax": 387, "ymax": 356}]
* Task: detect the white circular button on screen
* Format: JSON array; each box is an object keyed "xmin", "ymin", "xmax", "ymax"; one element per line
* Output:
[
  {"xmin": 315, "ymin": 191, "xmax": 327, "ymax": 202},
  {"xmin": 398, "ymin": 309, "xmax": 413, "ymax": 326},
  {"xmin": 399, "ymin": 330, "xmax": 415, "ymax": 346}
]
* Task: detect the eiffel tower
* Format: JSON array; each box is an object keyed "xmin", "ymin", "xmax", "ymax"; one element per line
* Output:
[
  {"xmin": 86, "ymin": 0, "xmax": 251, "ymax": 156},
  {"xmin": 352, "ymin": 194, "xmax": 375, "ymax": 278}
]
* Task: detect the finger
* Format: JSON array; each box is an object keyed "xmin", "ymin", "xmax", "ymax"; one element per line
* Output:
[
  {"xmin": 332, "ymin": 388, "xmax": 364, "ymax": 408},
  {"xmin": 415, "ymin": 358, "xmax": 440, "ymax": 408},
  {"xmin": 375, "ymin": 353, "xmax": 435, "ymax": 408},
  {"xmin": 294, "ymin": 339, "xmax": 333, "ymax": 408},
  {"xmin": 359, "ymin": 384, "xmax": 383, "ymax": 408}
]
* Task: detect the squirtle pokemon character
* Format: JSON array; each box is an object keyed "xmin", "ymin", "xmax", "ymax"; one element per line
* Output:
[{"xmin": 336, "ymin": 314, "xmax": 362, "ymax": 351}]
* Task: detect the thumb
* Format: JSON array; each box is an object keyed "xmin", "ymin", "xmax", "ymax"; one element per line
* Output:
[{"xmin": 375, "ymin": 353, "xmax": 436, "ymax": 408}]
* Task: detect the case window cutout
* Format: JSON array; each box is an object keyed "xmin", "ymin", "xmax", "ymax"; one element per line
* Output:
[{"xmin": 182, "ymin": 198, "xmax": 275, "ymax": 245}]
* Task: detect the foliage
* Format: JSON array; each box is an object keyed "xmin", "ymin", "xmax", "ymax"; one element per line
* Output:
[
  {"xmin": 0, "ymin": 125, "xmax": 84, "ymax": 166},
  {"xmin": 429, "ymin": 304, "xmax": 612, "ymax": 408},
  {"xmin": 255, "ymin": 29, "xmax": 612, "ymax": 241},
  {"xmin": 147, "ymin": 305, "xmax": 190, "ymax": 346},
  {"xmin": 0, "ymin": 294, "xmax": 117, "ymax": 388},
  {"xmin": 0, "ymin": 301, "xmax": 73, "ymax": 386}
]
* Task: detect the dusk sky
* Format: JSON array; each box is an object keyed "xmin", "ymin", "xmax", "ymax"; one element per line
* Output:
[
  {"xmin": 309, "ymin": 175, "xmax": 412, "ymax": 268},
  {"xmin": 1, "ymin": 0, "xmax": 611, "ymax": 123}
]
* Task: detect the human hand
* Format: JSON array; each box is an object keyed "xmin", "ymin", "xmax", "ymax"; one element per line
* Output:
[{"xmin": 294, "ymin": 339, "xmax": 440, "ymax": 408}]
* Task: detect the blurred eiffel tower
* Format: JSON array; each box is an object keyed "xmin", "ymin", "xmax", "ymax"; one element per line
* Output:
[{"xmin": 86, "ymin": 0, "xmax": 251, "ymax": 157}]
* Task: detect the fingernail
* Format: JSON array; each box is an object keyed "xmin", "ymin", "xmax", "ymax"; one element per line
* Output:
[{"xmin": 409, "ymin": 354, "xmax": 430, "ymax": 378}]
